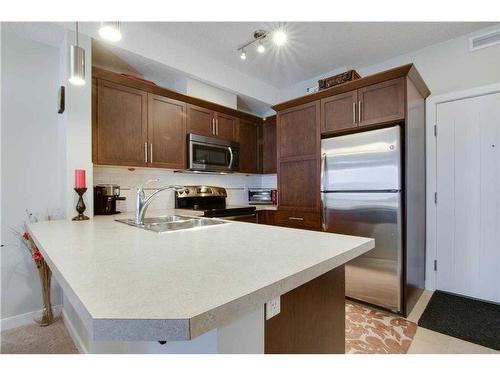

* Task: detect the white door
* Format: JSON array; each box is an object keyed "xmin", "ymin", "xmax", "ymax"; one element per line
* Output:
[{"xmin": 436, "ymin": 92, "xmax": 500, "ymax": 303}]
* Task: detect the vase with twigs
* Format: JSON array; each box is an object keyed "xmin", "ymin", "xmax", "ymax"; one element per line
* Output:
[{"xmin": 10, "ymin": 210, "xmax": 57, "ymax": 326}]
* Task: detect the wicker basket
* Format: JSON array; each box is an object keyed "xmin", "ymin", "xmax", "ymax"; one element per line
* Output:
[{"xmin": 318, "ymin": 70, "xmax": 361, "ymax": 90}]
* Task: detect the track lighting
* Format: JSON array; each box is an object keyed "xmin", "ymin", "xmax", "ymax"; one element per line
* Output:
[
  {"xmin": 69, "ymin": 22, "xmax": 86, "ymax": 86},
  {"xmin": 273, "ymin": 30, "xmax": 287, "ymax": 46},
  {"xmin": 240, "ymin": 50, "xmax": 247, "ymax": 60},
  {"xmin": 99, "ymin": 22, "xmax": 122, "ymax": 42},
  {"xmin": 257, "ymin": 41, "xmax": 265, "ymax": 54}
]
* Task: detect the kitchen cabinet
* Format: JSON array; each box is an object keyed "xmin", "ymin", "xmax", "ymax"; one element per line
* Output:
[
  {"xmin": 357, "ymin": 77, "xmax": 404, "ymax": 127},
  {"xmin": 187, "ymin": 104, "xmax": 237, "ymax": 141},
  {"xmin": 148, "ymin": 94, "xmax": 187, "ymax": 169},
  {"xmin": 257, "ymin": 210, "xmax": 276, "ymax": 225},
  {"xmin": 277, "ymin": 101, "xmax": 321, "ymax": 214},
  {"xmin": 95, "ymin": 80, "xmax": 148, "ymax": 167},
  {"xmin": 238, "ymin": 118, "xmax": 259, "ymax": 174},
  {"xmin": 321, "ymin": 91, "xmax": 358, "ymax": 133},
  {"xmin": 321, "ymin": 78, "xmax": 404, "ymax": 134},
  {"xmin": 262, "ymin": 116, "xmax": 277, "ymax": 174}
]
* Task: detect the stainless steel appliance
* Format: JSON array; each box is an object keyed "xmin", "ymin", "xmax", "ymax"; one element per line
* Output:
[
  {"xmin": 188, "ymin": 134, "xmax": 239, "ymax": 173},
  {"xmin": 94, "ymin": 184, "xmax": 126, "ymax": 215},
  {"xmin": 176, "ymin": 186, "xmax": 256, "ymax": 222},
  {"xmin": 321, "ymin": 126, "xmax": 404, "ymax": 313},
  {"xmin": 248, "ymin": 188, "xmax": 277, "ymax": 205}
]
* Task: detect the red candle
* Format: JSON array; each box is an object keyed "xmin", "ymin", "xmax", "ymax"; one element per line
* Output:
[{"xmin": 75, "ymin": 169, "xmax": 86, "ymax": 189}]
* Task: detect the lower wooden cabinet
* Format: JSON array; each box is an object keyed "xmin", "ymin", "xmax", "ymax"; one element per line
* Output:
[
  {"xmin": 275, "ymin": 210, "xmax": 321, "ymax": 230},
  {"xmin": 257, "ymin": 210, "xmax": 276, "ymax": 225}
]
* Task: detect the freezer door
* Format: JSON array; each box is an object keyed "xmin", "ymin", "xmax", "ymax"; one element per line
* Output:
[
  {"xmin": 322, "ymin": 192, "xmax": 402, "ymax": 312},
  {"xmin": 321, "ymin": 126, "xmax": 401, "ymax": 191}
]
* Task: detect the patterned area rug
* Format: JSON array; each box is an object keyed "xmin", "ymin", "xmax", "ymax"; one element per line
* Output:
[{"xmin": 345, "ymin": 302, "xmax": 417, "ymax": 354}]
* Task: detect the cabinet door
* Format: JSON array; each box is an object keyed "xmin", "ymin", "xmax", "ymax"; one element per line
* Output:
[
  {"xmin": 238, "ymin": 119, "xmax": 259, "ymax": 173},
  {"xmin": 278, "ymin": 101, "xmax": 320, "ymax": 159},
  {"xmin": 321, "ymin": 90, "xmax": 358, "ymax": 133},
  {"xmin": 148, "ymin": 94, "xmax": 187, "ymax": 169},
  {"xmin": 216, "ymin": 112, "xmax": 237, "ymax": 141},
  {"xmin": 96, "ymin": 80, "xmax": 148, "ymax": 166},
  {"xmin": 262, "ymin": 116, "xmax": 277, "ymax": 174},
  {"xmin": 278, "ymin": 158, "xmax": 320, "ymax": 212},
  {"xmin": 187, "ymin": 104, "xmax": 215, "ymax": 137},
  {"xmin": 358, "ymin": 77, "xmax": 404, "ymax": 127}
]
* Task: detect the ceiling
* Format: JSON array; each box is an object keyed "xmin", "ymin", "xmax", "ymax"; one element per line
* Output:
[{"xmin": 139, "ymin": 22, "xmax": 496, "ymax": 88}]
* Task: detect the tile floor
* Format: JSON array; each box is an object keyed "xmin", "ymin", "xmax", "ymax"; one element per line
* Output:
[{"xmin": 406, "ymin": 290, "xmax": 499, "ymax": 354}]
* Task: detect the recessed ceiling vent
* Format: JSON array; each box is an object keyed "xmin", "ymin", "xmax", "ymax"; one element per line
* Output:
[{"xmin": 469, "ymin": 29, "xmax": 500, "ymax": 51}]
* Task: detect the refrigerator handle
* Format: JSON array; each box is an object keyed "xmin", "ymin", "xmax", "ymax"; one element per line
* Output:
[{"xmin": 320, "ymin": 153, "xmax": 327, "ymax": 191}]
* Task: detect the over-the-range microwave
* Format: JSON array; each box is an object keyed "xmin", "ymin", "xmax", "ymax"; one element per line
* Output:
[{"xmin": 188, "ymin": 133, "xmax": 240, "ymax": 173}]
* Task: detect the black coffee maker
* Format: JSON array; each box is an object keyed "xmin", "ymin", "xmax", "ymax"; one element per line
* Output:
[{"xmin": 94, "ymin": 184, "xmax": 126, "ymax": 215}]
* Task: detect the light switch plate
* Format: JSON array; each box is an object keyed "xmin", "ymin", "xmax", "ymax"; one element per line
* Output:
[{"xmin": 265, "ymin": 296, "xmax": 280, "ymax": 320}]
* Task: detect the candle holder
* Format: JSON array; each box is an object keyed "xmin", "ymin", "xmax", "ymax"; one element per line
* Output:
[{"xmin": 72, "ymin": 187, "xmax": 90, "ymax": 221}]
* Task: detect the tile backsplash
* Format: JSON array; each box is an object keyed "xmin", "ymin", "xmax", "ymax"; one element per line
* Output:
[{"xmin": 94, "ymin": 166, "xmax": 276, "ymax": 212}]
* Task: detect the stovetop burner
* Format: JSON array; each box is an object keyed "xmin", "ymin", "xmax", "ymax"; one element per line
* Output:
[{"xmin": 175, "ymin": 185, "xmax": 256, "ymax": 218}]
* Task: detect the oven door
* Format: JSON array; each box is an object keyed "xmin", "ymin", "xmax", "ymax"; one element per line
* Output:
[{"xmin": 189, "ymin": 135, "xmax": 239, "ymax": 172}]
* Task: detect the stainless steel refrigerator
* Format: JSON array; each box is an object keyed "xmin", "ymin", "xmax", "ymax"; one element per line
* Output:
[{"xmin": 321, "ymin": 126, "xmax": 403, "ymax": 313}]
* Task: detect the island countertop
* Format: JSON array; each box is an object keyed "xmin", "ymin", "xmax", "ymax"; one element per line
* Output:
[{"xmin": 28, "ymin": 209, "xmax": 374, "ymax": 342}]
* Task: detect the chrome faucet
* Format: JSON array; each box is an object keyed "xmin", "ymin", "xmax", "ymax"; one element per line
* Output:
[{"xmin": 134, "ymin": 179, "xmax": 186, "ymax": 225}]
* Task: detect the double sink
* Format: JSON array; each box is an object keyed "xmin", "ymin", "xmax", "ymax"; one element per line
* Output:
[{"xmin": 116, "ymin": 215, "xmax": 227, "ymax": 233}]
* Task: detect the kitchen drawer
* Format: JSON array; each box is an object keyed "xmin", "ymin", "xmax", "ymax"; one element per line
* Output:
[{"xmin": 275, "ymin": 210, "xmax": 321, "ymax": 230}]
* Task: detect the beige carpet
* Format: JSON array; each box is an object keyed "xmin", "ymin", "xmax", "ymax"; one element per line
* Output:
[
  {"xmin": 1, "ymin": 319, "xmax": 78, "ymax": 354},
  {"xmin": 345, "ymin": 301, "xmax": 417, "ymax": 354}
]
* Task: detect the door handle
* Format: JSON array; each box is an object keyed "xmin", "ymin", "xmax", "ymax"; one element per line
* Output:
[
  {"xmin": 150, "ymin": 143, "xmax": 153, "ymax": 163},
  {"xmin": 144, "ymin": 142, "xmax": 148, "ymax": 163},
  {"xmin": 358, "ymin": 101, "xmax": 362, "ymax": 122},
  {"xmin": 352, "ymin": 102, "xmax": 356, "ymax": 123}
]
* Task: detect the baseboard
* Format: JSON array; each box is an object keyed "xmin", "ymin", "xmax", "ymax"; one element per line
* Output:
[
  {"xmin": 62, "ymin": 308, "xmax": 88, "ymax": 354},
  {"xmin": 0, "ymin": 305, "xmax": 62, "ymax": 332}
]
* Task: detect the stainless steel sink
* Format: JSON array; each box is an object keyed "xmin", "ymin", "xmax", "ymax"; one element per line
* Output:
[{"xmin": 116, "ymin": 215, "xmax": 228, "ymax": 233}]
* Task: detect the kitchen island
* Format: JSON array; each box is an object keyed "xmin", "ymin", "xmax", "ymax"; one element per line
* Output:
[{"xmin": 28, "ymin": 209, "xmax": 374, "ymax": 354}]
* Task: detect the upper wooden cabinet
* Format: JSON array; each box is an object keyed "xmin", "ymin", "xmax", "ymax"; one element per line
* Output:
[
  {"xmin": 238, "ymin": 118, "xmax": 259, "ymax": 174},
  {"xmin": 96, "ymin": 80, "xmax": 148, "ymax": 167},
  {"xmin": 321, "ymin": 77, "xmax": 405, "ymax": 134},
  {"xmin": 321, "ymin": 91, "xmax": 358, "ymax": 133},
  {"xmin": 357, "ymin": 77, "xmax": 404, "ymax": 127},
  {"xmin": 278, "ymin": 101, "xmax": 320, "ymax": 160},
  {"xmin": 186, "ymin": 104, "xmax": 237, "ymax": 141},
  {"xmin": 262, "ymin": 116, "xmax": 277, "ymax": 174},
  {"xmin": 148, "ymin": 94, "xmax": 187, "ymax": 169},
  {"xmin": 186, "ymin": 104, "xmax": 215, "ymax": 138}
]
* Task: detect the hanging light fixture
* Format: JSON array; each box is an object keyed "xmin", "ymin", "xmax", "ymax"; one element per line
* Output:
[
  {"xmin": 99, "ymin": 22, "xmax": 122, "ymax": 42},
  {"xmin": 240, "ymin": 49, "xmax": 247, "ymax": 60},
  {"xmin": 257, "ymin": 41, "xmax": 265, "ymax": 54},
  {"xmin": 69, "ymin": 22, "xmax": 85, "ymax": 86}
]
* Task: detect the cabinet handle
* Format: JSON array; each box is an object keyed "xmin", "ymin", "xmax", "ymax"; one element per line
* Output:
[
  {"xmin": 288, "ymin": 217, "xmax": 304, "ymax": 221},
  {"xmin": 144, "ymin": 142, "xmax": 148, "ymax": 163},
  {"xmin": 358, "ymin": 101, "xmax": 362, "ymax": 122},
  {"xmin": 216, "ymin": 119, "xmax": 219, "ymax": 135},
  {"xmin": 212, "ymin": 118, "xmax": 215, "ymax": 135},
  {"xmin": 150, "ymin": 143, "xmax": 153, "ymax": 163},
  {"xmin": 352, "ymin": 102, "xmax": 356, "ymax": 123}
]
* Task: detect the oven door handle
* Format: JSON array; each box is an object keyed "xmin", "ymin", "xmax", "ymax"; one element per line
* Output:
[{"xmin": 228, "ymin": 146, "xmax": 234, "ymax": 169}]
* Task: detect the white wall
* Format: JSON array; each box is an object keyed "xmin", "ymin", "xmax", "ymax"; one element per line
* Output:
[
  {"xmin": 1, "ymin": 31, "xmax": 64, "ymax": 321},
  {"xmin": 185, "ymin": 78, "xmax": 237, "ymax": 109},
  {"xmin": 279, "ymin": 25, "xmax": 500, "ymax": 101}
]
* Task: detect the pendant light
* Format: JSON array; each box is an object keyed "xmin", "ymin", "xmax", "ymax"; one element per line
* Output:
[
  {"xmin": 69, "ymin": 22, "xmax": 85, "ymax": 86},
  {"xmin": 99, "ymin": 22, "xmax": 122, "ymax": 42}
]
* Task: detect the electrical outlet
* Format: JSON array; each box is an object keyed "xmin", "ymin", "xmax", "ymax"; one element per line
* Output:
[{"xmin": 265, "ymin": 296, "xmax": 281, "ymax": 320}]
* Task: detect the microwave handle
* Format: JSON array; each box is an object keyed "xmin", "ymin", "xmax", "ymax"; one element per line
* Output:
[{"xmin": 228, "ymin": 146, "xmax": 234, "ymax": 169}]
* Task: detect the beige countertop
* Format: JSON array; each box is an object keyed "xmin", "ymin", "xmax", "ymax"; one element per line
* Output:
[{"xmin": 28, "ymin": 209, "xmax": 373, "ymax": 342}]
